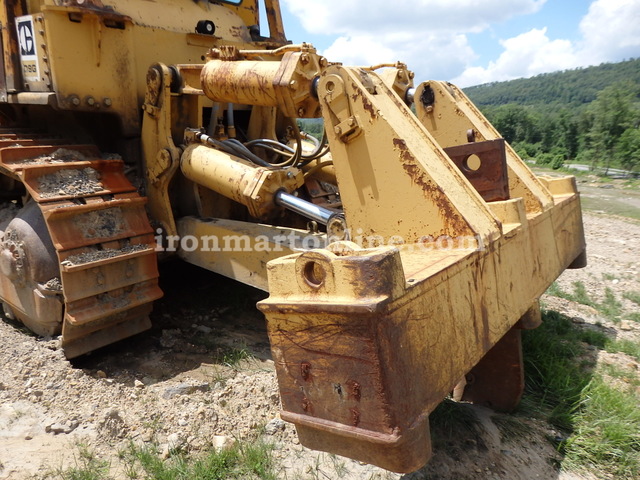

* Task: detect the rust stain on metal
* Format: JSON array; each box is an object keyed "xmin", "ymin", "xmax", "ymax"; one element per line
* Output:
[
  {"xmin": 350, "ymin": 407, "xmax": 361, "ymax": 427},
  {"xmin": 443, "ymin": 139, "xmax": 509, "ymax": 202},
  {"xmin": 230, "ymin": 26, "xmax": 244, "ymax": 39},
  {"xmin": 360, "ymin": 95, "xmax": 377, "ymax": 120},
  {"xmin": 348, "ymin": 380, "xmax": 362, "ymax": 401},
  {"xmin": 350, "ymin": 83, "xmax": 378, "ymax": 120},
  {"xmin": 393, "ymin": 138, "xmax": 471, "ymax": 236},
  {"xmin": 300, "ymin": 361, "xmax": 312, "ymax": 381}
]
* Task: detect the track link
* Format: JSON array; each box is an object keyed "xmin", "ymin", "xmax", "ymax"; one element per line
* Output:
[{"xmin": 0, "ymin": 130, "xmax": 162, "ymax": 358}]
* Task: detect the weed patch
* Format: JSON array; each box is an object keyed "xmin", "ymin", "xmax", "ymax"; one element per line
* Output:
[
  {"xmin": 522, "ymin": 310, "xmax": 640, "ymax": 478},
  {"xmin": 49, "ymin": 445, "xmax": 111, "ymax": 480},
  {"xmin": 623, "ymin": 291, "xmax": 640, "ymax": 307},
  {"xmin": 121, "ymin": 437, "xmax": 276, "ymax": 480}
]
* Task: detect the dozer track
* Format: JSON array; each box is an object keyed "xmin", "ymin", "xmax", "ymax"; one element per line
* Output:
[{"xmin": 0, "ymin": 128, "xmax": 162, "ymax": 358}]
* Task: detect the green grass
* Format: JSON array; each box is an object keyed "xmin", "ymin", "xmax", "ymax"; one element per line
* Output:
[
  {"xmin": 121, "ymin": 438, "xmax": 276, "ymax": 480},
  {"xmin": 625, "ymin": 312, "xmax": 640, "ymax": 323},
  {"xmin": 546, "ymin": 281, "xmax": 596, "ymax": 308},
  {"xmin": 429, "ymin": 398, "xmax": 483, "ymax": 449},
  {"xmin": 600, "ymin": 363, "xmax": 640, "ymax": 389},
  {"xmin": 562, "ymin": 378, "xmax": 640, "ymax": 478},
  {"xmin": 546, "ymin": 282, "xmax": 625, "ymax": 321},
  {"xmin": 599, "ymin": 288, "xmax": 623, "ymax": 321},
  {"xmin": 522, "ymin": 310, "xmax": 640, "ymax": 478},
  {"xmin": 49, "ymin": 437, "xmax": 277, "ymax": 480},
  {"xmin": 623, "ymin": 291, "xmax": 640, "ymax": 307},
  {"xmin": 606, "ymin": 339, "xmax": 640, "ymax": 362},
  {"xmin": 51, "ymin": 445, "xmax": 111, "ymax": 480},
  {"xmin": 221, "ymin": 346, "xmax": 251, "ymax": 367},
  {"xmin": 580, "ymin": 195, "xmax": 640, "ymax": 221},
  {"xmin": 522, "ymin": 310, "xmax": 596, "ymax": 430}
]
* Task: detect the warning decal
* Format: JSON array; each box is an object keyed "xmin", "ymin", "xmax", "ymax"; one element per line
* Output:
[{"xmin": 16, "ymin": 15, "xmax": 40, "ymax": 82}]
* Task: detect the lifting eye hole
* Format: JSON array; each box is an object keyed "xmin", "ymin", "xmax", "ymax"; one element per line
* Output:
[
  {"xmin": 463, "ymin": 154, "xmax": 481, "ymax": 172},
  {"xmin": 303, "ymin": 261, "xmax": 326, "ymax": 288},
  {"xmin": 196, "ymin": 20, "xmax": 215, "ymax": 35}
]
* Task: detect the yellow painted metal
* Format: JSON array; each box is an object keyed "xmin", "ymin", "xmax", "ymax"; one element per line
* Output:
[
  {"xmin": 141, "ymin": 64, "xmax": 182, "ymax": 238},
  {"xmin": 1, "ymin": 1, "xmax": 27, "ymax": 93},
  {"xmin": 374, "ymin": 63, "xmax": 414, "ymax": 102},
  {"xmin": 22, "ymin": 0, "xmax": 266, "ymax": 134},
  {"xmin": 201, "ymin": 59, "xmax": 283, "ymax": 106},
  {"xmin": 317, "ymin": 66, "xmax": 501, "ymax": 246},
  {"xmin": 201, "ymin": 47, "xmax": 323, "ymax": 118},
  {"xmin": 257, "ymin": 64, "xmax": 586, "ymax": 472},
  {"xmin": 176, "ymin": 217, "xmax": 325, "ymax": 291},
  {"xmin": 180, "ymin": 144, "xmax": 304, "ymax": 219},
  {"xmin": 259, "ymin": 171, "xmax": 584, "ymax": 475}
]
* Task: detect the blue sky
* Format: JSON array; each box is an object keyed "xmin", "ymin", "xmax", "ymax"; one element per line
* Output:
[{"xmin": 278, "ymin": 0, "xmax": 640, "ymax": 87}]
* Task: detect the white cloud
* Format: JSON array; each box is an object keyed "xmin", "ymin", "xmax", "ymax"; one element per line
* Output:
[
  {"xmin": 454, "ymin": 0, "xmax": 640, "ymax": 86},
  {"xmin": 453, "ymin": 28, "xmax": 580, "ymax": 86},
  {"xmin": 323, "ymin": 31, "xmax": 475, "ymax": 82},
  {"xmin": 283, "ymin": 0, "xmax": 640, "ymax": 87},
  {"xmin": 283, "ymin": 0, "xmax": 546, "ymax": 83},
  {"xmin": 578, "ymin": 0, "xmax": 640, "ymax": 63},
  {"xmin": 283, "ymin": 0, "xmax": 546, "ymax": 35}
]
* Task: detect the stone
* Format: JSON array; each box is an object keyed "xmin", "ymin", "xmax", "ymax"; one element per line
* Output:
[
  {"xmin": 212, "ymin": 435, "xmax": 235, "ymax": 451},
  {"xmin": 167, "ymin": 433, "xmax": 186, "ymax": 450},
  {"xmin": 264, "ymin": 418, "xmax": 285, "ymax": 435},
  {"xmin": 162, "ymin": 383, "xmax": 209, "ymax": 399},
  {"xmin": 195, "ymin": 325, "xmax": 213, "ymax": 334},
  {"xmin": 620, "ymin": 321, "xmax": 633, "ymax": 331},
  {"xmin": 46, "ymin": 423, "xmax": 68, "ymax": 435}
]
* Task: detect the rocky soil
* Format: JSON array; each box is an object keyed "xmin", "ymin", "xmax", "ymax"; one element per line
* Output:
[{"xmin": 0, "ymin": 206, "xmax": 638, "ymax": 480}]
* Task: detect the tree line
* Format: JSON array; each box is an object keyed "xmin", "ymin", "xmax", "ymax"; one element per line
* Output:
[
  {"xmin": 299, "ymin": 59, "xmax": 640, "ymax": 174},
  {"xmin": 465, "ymin": 59, "xmax": 640, "ymax": 174}
]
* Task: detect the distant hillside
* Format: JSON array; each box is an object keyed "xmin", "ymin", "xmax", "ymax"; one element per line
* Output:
[{"xmin": 464, "ymin": 58, "xmax": 640, "ymax": 107}]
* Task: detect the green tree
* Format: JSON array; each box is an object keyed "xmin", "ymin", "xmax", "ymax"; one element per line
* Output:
[
  {"xmin": 586, "ymin": 81, "xmax": 639, "ymax": 172},
  {"xmin": 616, "ymin": 127, "xmax": 640, "ymax": 174}
]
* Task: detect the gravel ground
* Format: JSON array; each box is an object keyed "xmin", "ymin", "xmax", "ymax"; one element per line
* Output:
[{"xmin": 0, "ymin": 210, "xmax": 638, "ymax": 480}]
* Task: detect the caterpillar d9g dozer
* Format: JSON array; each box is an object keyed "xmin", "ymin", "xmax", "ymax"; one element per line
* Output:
[{"xmin": 0, "ymin": 0, "xmax": 585, "ymax": 473}]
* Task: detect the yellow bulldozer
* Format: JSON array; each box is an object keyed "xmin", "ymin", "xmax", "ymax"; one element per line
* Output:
[{"xmin": 0, "ymin": 0, "xmax": 585, "ymax": 473}]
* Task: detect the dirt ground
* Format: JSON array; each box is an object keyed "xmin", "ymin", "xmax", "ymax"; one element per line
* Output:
[{"xmin": 1, "ymin": 180, "xmax": 639, "ymax": 479}]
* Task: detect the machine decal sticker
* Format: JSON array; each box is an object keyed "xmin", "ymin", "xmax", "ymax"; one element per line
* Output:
[{"xmin": 16, "ymin": 16, "xmax": 40, "ymax": 82}]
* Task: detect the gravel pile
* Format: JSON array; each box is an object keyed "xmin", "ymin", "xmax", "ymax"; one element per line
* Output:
[
  {"xmin": 61, "ymin": 244, "xmax": 148, "ymax": 266},
  {"xmin": 37, "ymin": 167, "xmax": 103, "ymax": 198},
  {"xmin": 22, "ymin": 148, "xmax": 88, "ymax": 164}
]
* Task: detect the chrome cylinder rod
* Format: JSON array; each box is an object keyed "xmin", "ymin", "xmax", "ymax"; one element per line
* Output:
[{"xmin": 275, "ymin": 190, "xmax": 333, "ymax": 225}]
